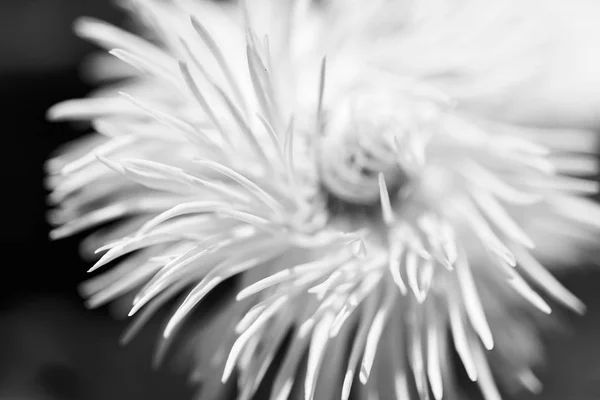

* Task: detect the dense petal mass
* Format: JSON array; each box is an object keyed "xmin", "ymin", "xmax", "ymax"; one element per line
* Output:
[{"xmin": 47, "ymin": 1, "xmax": 600, "ymax": 399}]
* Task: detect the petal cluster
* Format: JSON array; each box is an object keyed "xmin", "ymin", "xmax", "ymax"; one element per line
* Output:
[{"xmin": 47, "ymin": 1, "xmax": 599, "ymax": 399}]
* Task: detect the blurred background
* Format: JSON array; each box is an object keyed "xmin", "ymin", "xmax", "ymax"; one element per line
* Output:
[{"xmin": 1, "ymin": 1, "xmax": 600, "ymax": 399}]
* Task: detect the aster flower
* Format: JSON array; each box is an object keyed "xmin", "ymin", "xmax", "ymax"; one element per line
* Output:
[{"xmin": 46, "ymin": 1, "xmax": 600, "ymax": 399}]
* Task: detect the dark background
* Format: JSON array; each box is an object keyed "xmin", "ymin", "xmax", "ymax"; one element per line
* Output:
[
  {"xmin": 0, "ymin": 1, "xmax": 194, "ymax": 399},
  {"xmin": 0, "ymin": 1, "xmax": 599, "ymax": 399}
]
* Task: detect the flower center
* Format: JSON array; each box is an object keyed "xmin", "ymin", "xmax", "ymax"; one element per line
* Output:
[
  {"xmin": 318, "ymin": 121, "xmax": 409, "ymax": 207},
  {"xmin": 317, "ymin": 90, "xmax": 425, "ymax": 208}
]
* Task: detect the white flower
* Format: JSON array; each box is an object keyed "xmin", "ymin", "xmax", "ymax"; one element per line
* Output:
[{"xmin": 46, "ymin": 1, "xmax": 600, "ymax": 399}]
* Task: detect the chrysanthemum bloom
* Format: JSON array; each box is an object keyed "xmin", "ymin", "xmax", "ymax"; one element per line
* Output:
[{"xmin": 46, "ymin": 1, "xmax": 600, "ymax": 399}]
